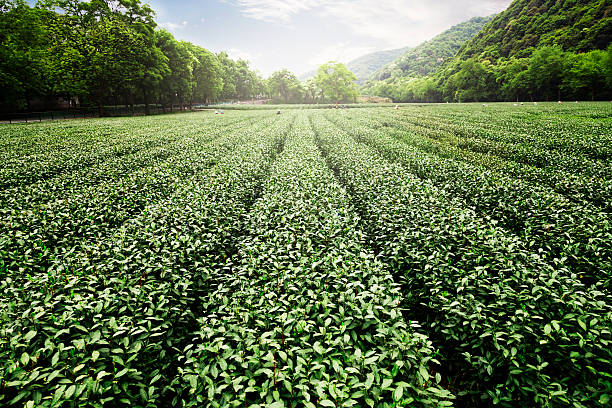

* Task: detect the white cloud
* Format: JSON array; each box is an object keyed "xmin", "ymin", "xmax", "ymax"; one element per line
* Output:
[
  {"xmin": 308, "ymin": 43, "xmax": 378, "ymax": 66},
  {"xmin": 232, "ymin": 0, "xmax": 320, "ymax": 23},
  {"xmin": 227, "ymin": 48, "xmax": 262, "ymax": 64},
  {"xmin": 231, "ymin": 0, "xmax": 512, "ymax": 46},
  {"xmin": 160, "ymin": 20, "xmax": 189, "ymax": 30}
]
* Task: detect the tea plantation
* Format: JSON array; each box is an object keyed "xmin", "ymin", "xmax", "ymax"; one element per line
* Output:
[{"xmin": 1, "ymin": 103, "xmax": 611, "ymax": 408}]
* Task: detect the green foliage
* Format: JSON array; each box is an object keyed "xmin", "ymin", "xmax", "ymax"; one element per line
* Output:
[
  {"xmin": 301, "ymin": 47, "xmax": 409, "ymax": 85},
  {"xmin": 371, "ymin": 16, "xmax": 494, "ymax": 82},
  {"xmin": 268, "ymin": 69, "xmax": 304, "ymax": 104},
  {"xmin": 365, "ymin": 0, "xmax": 612, "ymax": 102},
  {"xmin": 312, "ymin": 104, "xmax": 612, "ymax": 407},
  {"xmin": 346, "ymin": 47, "xmax": 411, "ymax": 85},
  {"xmin": 216, "ymin": 52, "xmax": 265, "ymax": 102},
  {"xmin": 314, "ymin": 62, "xmax": 358, "ymax": 105},
  {"xmin": 458, "ymin": 0, "xmax": 612, "ymax": 60},
  {"xmin": 0, "ymin": 0, "xmax": 52, "ymax": 109},
  {"xmin": 0, "ymin": 111, "xmax": 288, "ymax": 407},
  {"xmin": 187, "ymin": 45, "xmax": 223, "ymax": 103},
  {"xmin": 1, "ymin": 104, "xmax": 611, "ymax": 407},
  {"xmin": 0, "ymin": 0, "xmax": 263, "ymax": 112},
  {"xmin": 176, "ymin": 115, "xmax": 452, "ymax": 407}
]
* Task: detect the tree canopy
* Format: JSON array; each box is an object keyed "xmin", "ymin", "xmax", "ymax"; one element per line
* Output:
[
  {"xmin": 314, "ymin": 62, "xmax": 358, "ymax": 105},
  {"xmin": 0, "ymin": 0, "xmax": 265, "ymax": 113},
  {"xmin": 363, "ymin": 0, "xmax": 612, "ymax": 103}
]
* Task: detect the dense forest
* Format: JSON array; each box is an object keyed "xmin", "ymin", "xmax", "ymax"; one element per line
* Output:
[
  {"xmin": 364, "ymin": 0, "xmax": 612, "ymax": 102},
  {"xmin": 3, "ymin": 0, "xmax": 611, "ymax": 111},
  {"xmin": 458, "ymin": 0, "xmax": 612, "ymax": 60},
  {"xmin": 0, "ymin": 0, "xmax": 363, "ymax": 113},
  {"xmin": 0, "ymin": 0, "xmax": 269, "ymax": 113}
]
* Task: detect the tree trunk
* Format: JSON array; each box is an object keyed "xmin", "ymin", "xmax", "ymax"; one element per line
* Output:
[
  {"xmin": 143, "ymin": 88, "xmax": 150, "ymax": 115},
  {"xmin": 97, "ymin": 85, "xmax": 106, "ymax": 117}
]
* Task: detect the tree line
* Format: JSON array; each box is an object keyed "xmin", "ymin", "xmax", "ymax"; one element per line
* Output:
[
  {"xmin": 363, "ymin": 45, "xmax": 612, "ymax": 103},
  {"xmin": 267, "ymin": 63, "xmax": 358, "ymax": 105},
  {"xmin": 1, "ymin": 0, "xmax": 359, "ymax": 114},
  {"xmin": 0, "ymin": 0, "xmax": 267, "ymax": 114}
]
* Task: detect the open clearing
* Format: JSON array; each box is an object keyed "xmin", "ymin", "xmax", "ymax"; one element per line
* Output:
[{"xmin": 1, "ymin": 103, "xmax": 611, "ymax": 407}]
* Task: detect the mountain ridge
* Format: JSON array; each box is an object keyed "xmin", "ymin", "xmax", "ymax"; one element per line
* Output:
[
  {"xmin": 299, "ymin": 46, "xmax": 410, "ymax": 84},
  {"xmin": 369, "ymin": 15, "xmax": 495, "ymax": 83}
]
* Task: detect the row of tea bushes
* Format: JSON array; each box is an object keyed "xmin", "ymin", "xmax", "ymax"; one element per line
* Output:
[
  {"xmin": 0, "ymin": 114, "xmax": 255, "ymax": 190},
  {"xmin": 0, "ymin": 116, "xmax": 291, "ymax": 407},
  {"xmin": 391, "ymin": 106, "xmax": 612, "ymax": 165},
  {"xmin": 326, "ymin": 111, "xmax": 611, "ymax": 291},
  {"xmin": 0, "ymin": 113, "xmax": 258, "ymax": 209},
  {"xmin": 311, "ymin": 114, "xmax": 612, "ymax": 407},
  {"xmin": 365, "ymin": 109, "xmax": 612, "ymax": 211},
  {"xmin": 177, "ymin": 115, "xmax": 453, "ymax": 407},
  {"xmin": 0, "ymin": 117, "xmax": 277, "ymax": 278}
]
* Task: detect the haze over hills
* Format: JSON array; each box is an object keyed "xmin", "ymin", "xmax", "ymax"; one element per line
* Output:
[
  {"xmin": 369, "ymin": 15, "xmax": 495, "ymax": 83},
  {"xmin": 346, "ymin": 47, "xmax": 412, "ymax": 85},
  {"xmin": 300, "ymin": 46, "xmax": 410, "ymax": 85},
  {"xmin": 302, "ymin": 15, "xmax": 493, "ymax": 86}
]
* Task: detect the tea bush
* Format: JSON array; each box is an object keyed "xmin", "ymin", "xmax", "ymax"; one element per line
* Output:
[{"xmin": 0, "ymin": 104, "xmax": 610, "ymax": 407}]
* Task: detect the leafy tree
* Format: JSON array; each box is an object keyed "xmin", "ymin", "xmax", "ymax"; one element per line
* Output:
[
  {"xmin": 234, "ymin": 59, "xmax": 258, "ymax": 100},
  {"xmin": 303, "ymin": 78, "xmax": 322, "ymax": 103},
  {"xmin": 605, "ymin": 44, "xmax": 612, "ymax": 92},
  {"xmin": 184, "ymin": 43, "xmax": 223, "ymax": 105},
  {"xmin": 496, "ymin": 57, "xmax": 530, "ymax": 101},
  {"xmin": 563, "ymin": 49, "xmax": 608, "ymax": 101},
  {"xmin": 526, "ymin": 46, "xmax": 567, "ymax": 101},
  {"xmin": 135, "ymin": 30, "xmax": 169, "ymax": 114},
  {"xmin": 156, "ymin": 30, "xmax": 192, "ymax": 109},
  {"xmin": 0, "ymin": 0, "xmax": 52, "ymax": 110},
  {"xmin": 0, "ymin": 0, "xmax": 265, "ymax": 112},
  {"xmin": 42, "ymin": 0, "xmax": 160, "ymax": 115},
  {"xmin": 216, "ymin": 52, "xmax": 238, "ymax": 100},
  {"xmin": 443, "ymin": 58, "xmax": 494, "ymax": 102},
  {"xmin": 314, "ymin": 62, "xmax": 358, "ymax": 105},
  {"xmin": 268, "ymin": 69, "xmax": 302, "ymax": 103}
]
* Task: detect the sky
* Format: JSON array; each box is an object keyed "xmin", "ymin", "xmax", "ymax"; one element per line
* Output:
[{"xmin": 149, "ymin": 0, "xmax": 514, "ymax": 77}]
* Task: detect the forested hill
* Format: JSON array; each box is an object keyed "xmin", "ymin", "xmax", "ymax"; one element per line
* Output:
[
  {"xmin": 457, "ymin": 0, "xmax": 612, "ymax": 60},
  {"xmin": 299, "ymin": 46, "xmax": 409, "ymax": 84},
  {"xmin": 363, "ymin": 0, "xmax": 612, "ymax": 103},
  {"xmin": 370, "ymin": 16, "xmax": 495, "ymax": 82},
  {"xmin": 346, "ymin": 47, "xmax": 410, "ymax": 85}
]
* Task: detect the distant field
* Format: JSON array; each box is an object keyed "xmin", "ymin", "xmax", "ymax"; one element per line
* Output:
[{"xmin": 1, "ymin": 103, "xmax": 611, "ymax": 408}]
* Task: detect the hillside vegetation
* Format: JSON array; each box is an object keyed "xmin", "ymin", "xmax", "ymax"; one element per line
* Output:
[
  {"xmin": 458, "ymin": 0, "xmax": 612, "ymax": 60},
  {"xmin": 347, "ymin": 47, "xmax": 410, "ymax": 85},
  {"xmin": 365, "ymin": 0, "xmax": 612, "ymax": 102},
  {"xmin": 370, "ymin": 16, "xmax": 494, "ymax": 82}
]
